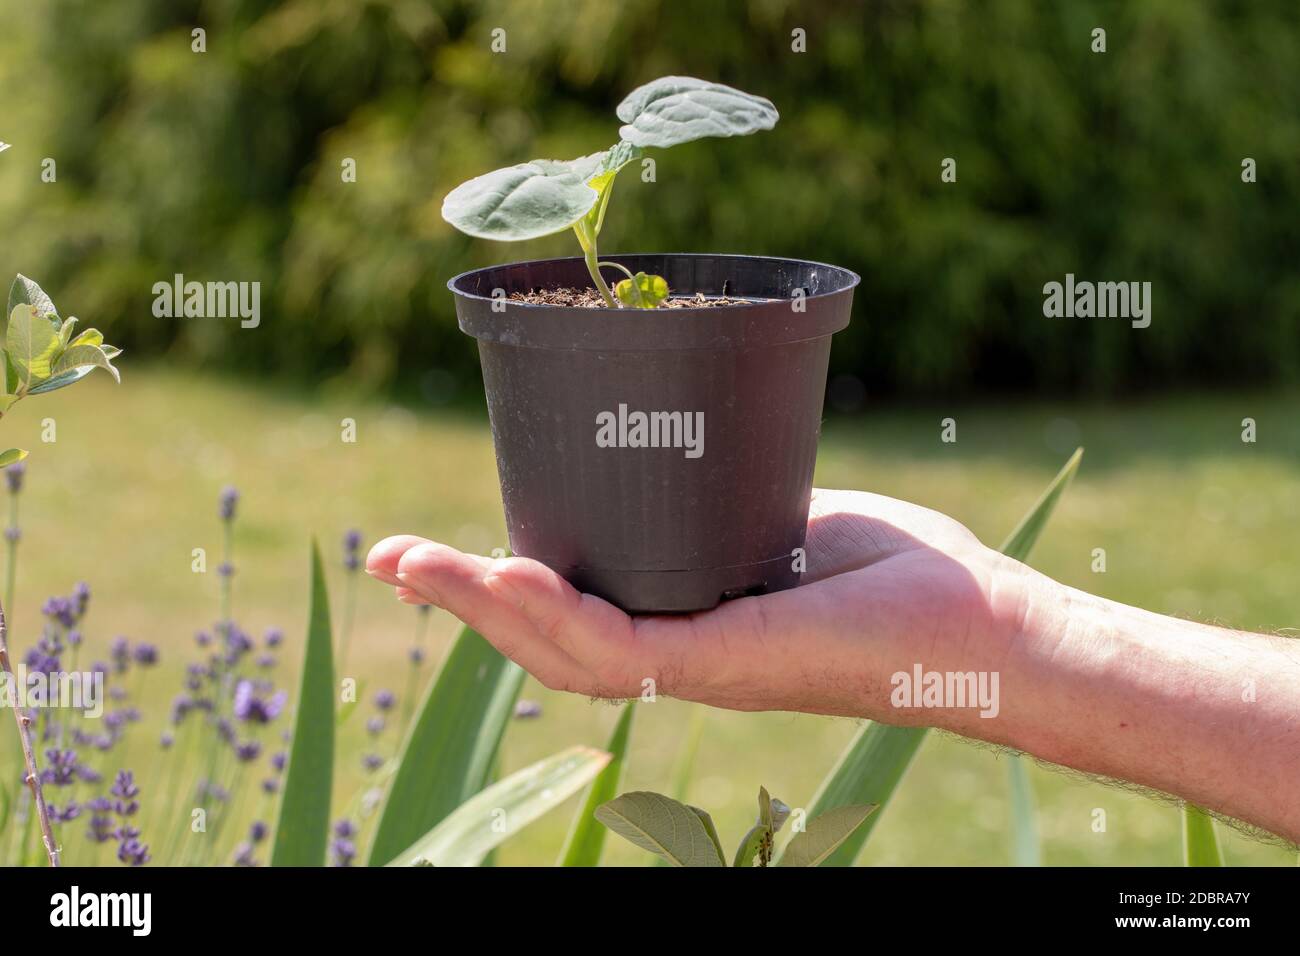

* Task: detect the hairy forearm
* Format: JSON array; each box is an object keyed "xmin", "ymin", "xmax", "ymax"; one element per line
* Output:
[{"xmin": 951, "ymin": 566, "xmax": 1300, "ymax": 842}]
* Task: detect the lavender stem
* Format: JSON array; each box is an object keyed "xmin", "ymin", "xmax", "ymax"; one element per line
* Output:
[{"xmin": 0, "ymin": 600, "xmax": 60, "ymax": 866}]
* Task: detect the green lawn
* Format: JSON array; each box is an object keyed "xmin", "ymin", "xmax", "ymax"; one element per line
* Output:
[{"xmin": 3, "ymin": 367, "xmax": 1296, "ymax": 865}]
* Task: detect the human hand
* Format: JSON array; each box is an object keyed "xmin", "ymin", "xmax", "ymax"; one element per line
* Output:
[{"xmin": 366, "ymin": 489, "xmax": 1036, "ymax": 726}]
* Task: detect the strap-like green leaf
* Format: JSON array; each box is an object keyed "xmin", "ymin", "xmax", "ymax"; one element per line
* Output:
[
  {"xmin": 1182, "ymin": 804, "xmax": 1224, "ymax": 866},
  {"xmin": 616, "ymin": 76, "xmax": 778, "ymax": 148},
  {"xmin": 778, "ymin": 804, "xmax": 877, "ymax": 867},
  {"xmin": 0, "ymin": 448, "xmax": 27, "ymax": 468},
  {"xmin": 595, "ymin": 791, "xmax": 725, "ymax": 867},
  {"xmin": 557, "ymin": 702, "xmax": 635, "ymax": 866},
  {"xmin": 367, "ymin": 626, "xmax": 524, "ymax": 865},
  {"xmin": 390, "ymin": 746, "xmax": 611, "ymax": 867},
  {"xmin": 269, "ymin": 541, "xmax": 335, "ymax": 865}
]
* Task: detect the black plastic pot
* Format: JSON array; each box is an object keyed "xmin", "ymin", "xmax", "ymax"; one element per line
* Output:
[{"xmin": 450, "ymin": 253, "xmax": 858, "ymax": 614}]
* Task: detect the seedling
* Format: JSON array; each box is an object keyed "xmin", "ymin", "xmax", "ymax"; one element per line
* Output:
[
  {"xmin": 595, "ymin": 785, "xmax": 876, "ymax": 867},
  {"xmin": 441, "ymin": 76, "xmax": 778, "ymax": 308}
]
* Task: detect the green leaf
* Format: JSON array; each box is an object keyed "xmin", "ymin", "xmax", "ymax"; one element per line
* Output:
[
  {"xmin": 689, "ymin": 806, "xmax": 726, "ymax": 866},
  {"xmin": 615, "ymin": 272, "xmax": 670, "ymax": 309},
  {"xmin": 269, "ymin": 541, "xmax": 335, "ymax": 866},
  {"xmin": 7, "ymin": 305, "xmax": 59, "ymax": 387},
  {"xmin": 595, "ymin": 791, "xmax": 726, "ymax": 867},
  {"xmin": 57, "ymin": 317, "xmax": 77, "ymax": 348},
  {"xmin": 442, "ymin": 155, "xmax": 601, "ymax": 242},
  {"xmin": 367, "ymin": 626, "xmax": 525, "ymax": 865},
  {"xmin": 732, "ymin": 824, "xmax": 766, "ymax": 868},
  {"xmin": 557, "ymin": 703, "xmax": 635, "ymax": 866},
  {"xmin": 616, "ymin": 76, "xmax": 779, "ymax": 148},
  {"xmin": 778, "ymin": 805, "xmax": 877, "ymax": 867},
  {"xmin": 53, "ymin": 344, "xmax": 119, "ymax": 384},
  {"xmin": 1007, "ymin": 755, "xmax": 1042, "ymax": 866},
  {"xmin": 8, "ymin": 274, "xmax": 57, "ymax": 321},
  {"xmin": 998, "ymin": 447, "xmax": 1083, "ymax": 561},
  {"xmin": 27, "ymin": 367, "xmax": 93, "ymax": 395},
  {"xmin": 67, "ymin": 328, "xmax": 102, "ymax": 349},
  {"xmin": 1182, "ymin": 805, "xmax": 1224, "ymax": 866},
  {"xmin": 802, "ymin": 448, "xmax": 1085, "ymax": 866},
  {"xmin": 390, "ymin": 746, "xmax": 611, "ymax": 867},
  {"xmin": 0, "ymin": 395, "xmax": 19, "ymax": 415},
  {"xmin": 0, "ymin": 448, "xmax": 26, "ymax": 468}
]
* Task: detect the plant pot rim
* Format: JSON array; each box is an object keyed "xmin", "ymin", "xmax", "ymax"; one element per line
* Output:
[{"xmin": 447, "ymin": 252, "xmax": 861, "ymax": 314}]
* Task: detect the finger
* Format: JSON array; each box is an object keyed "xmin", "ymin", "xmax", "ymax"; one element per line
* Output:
[
  {"xmin": 367, "ymin": 535, "xmax": 434, "ymax": 586},
  {"xmin": 482, "ymin": 558, "xmax": 649, "ymax": 696},
  {"xmin": 394, "ymin": 542, "xmax": 589, "ymax": 693}
]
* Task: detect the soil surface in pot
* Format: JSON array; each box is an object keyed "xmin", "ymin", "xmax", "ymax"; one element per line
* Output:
[{"xmin": 509, "ymin": 287, "xmax": 770, "ymax": 308}]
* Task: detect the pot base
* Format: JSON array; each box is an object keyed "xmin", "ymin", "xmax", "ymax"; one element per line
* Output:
[{"xmin": 552, "ymin": 553, "xmax": 801, "ymax": 615}]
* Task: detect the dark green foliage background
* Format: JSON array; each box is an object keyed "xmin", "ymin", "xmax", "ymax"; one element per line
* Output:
[{"xmin": 2, "ymin": 0, "xmax": 1296, "ymax": 401}]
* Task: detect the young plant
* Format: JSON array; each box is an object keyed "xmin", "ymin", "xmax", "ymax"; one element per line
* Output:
[
  {"xmin": 595, "ymin": 785, "xmax": 875, "ymax": 867},
  {"xmin": 0, "ymin": 274, "xmax": 121, "ymax": 866},
  {"xmin": 441, "ymin": 76, "xmax": 778, "ymax": 308}
]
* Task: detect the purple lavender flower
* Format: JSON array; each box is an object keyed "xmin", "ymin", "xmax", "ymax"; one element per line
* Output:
[
  {"xmin": 256, "ymin": 653, "xmax": 276, "ymax": 669},
  {"xmin": 333, "ymin": 819, "xmax": 356, "ymax": 839},
  {"xmin": 234, "ymin": 740, "xmax": 262, "ymax": 762},
  {"xmin": 514, "ymin": 699, "xmax": 543, "ymax": 720},
  {"xmin": 366, "ymin": 716, "xmax": 385, "ymax": 737},
  {"xmin": 4, "ymin": 527, "xmax": 20, "ymax": 543},
  {"xmin": 42, "ymin": 595, "xmax": 76, "ymax": 629},
  {"xmin": 111, "ymin": 770, "xmax": 140, "ymax": 816},
  {"xmin": 232, "ymin": 679, "xmax": 286, "ymax": 723},
  {"xmin": 249, "ymin": 820, "xmax": 268, "ymax": 844},
  {"xmin": 131, "ymin": 643, "xmax": 159, "ymax": 666},
  {"xmin": 160, "ymin": 732, "xmax": 174, "ymax": 749},
  {"xmin": 343, "ymin": 529, "xmax": 363, "ymax": 571},
  {"xmin": 264, "ymin": 627, "xmax": 283, "ymax": 648},
  {"xmin": 374, "ymin": 689, "xmax": 396, "ymax": 712},
  {"xmin": 5, "ymin": 460, "xmax": 25, "ymax": 494},
  {"xmin": 330, "ymin": 837, "xmax": 355, "ymax": 867},
  {"xmin": 50, "ymin": 801, "xmax": 80, "ymax": 823},
  {"xmin": 73, "ymin": 581, "xmax": 90, "ymax": 616},
  {"xmin": 408, "ymin": 646, "xmax": 425, "ymax": 665},
  {"xmin": 233, "ymin": 842, "xmax": 257, "ymax": 867},
  {"xmin": 195, "ymin": 629, "xmax": 212, "ymax": 647},
  {"xmin": 117, "ymin": 837, "xmax": 151, "ymax": 866},
  {"xmin": 87, "ymin": 812, "xmax": 115, "ymax": 843},
  {"xmin": 219, "ymin": 485, "xmax": 240, "ymax": 522},
  {"xmin": 217, "ymin": 561, "xmax": 235, "ymax": 579},
  {"xmin": 67, "ymin": 629, "xmax": 82, "ymax": 647},
  {"xmin": 42, "ymin": 748, "xmax": 78, "ymax": 786},
  {"xmin": 361, "ymin": 753, "xmax": 384, "ymax": 773},
  {"xmin": 261, "ymin": 777, "xmax": 279, "ymax": 794},
  {"xmin": 109, "ymin": 636, "xmax": 130, "ymax": 672},
  {"xmin": 270, "ymin": 751, "xmax": 287, "ymax": 773}
]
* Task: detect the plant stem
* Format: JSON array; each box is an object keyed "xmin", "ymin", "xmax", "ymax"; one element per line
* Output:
[
  {"xmin": 583, "ymin": 248, "xmax": 618, "ymax": 308},
  {"xmin": 0, "ymin": 599, "xmax": 59, "ymax": 866},
  {"xmin": 338, "ymin": 570, "xmax": 357, "ymax": 674}
]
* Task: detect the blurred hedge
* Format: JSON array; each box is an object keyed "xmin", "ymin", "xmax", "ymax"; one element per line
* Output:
[{"xmin": 1, "ymin": 0, "xmax": 1297, "ymax": 403}]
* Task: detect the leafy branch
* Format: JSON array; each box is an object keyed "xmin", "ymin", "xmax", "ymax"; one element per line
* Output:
[
  {"xmin": 595, "ymin": 785, "xmax": 875, "ymax": 867},
  {"xmin": 0, "ymin": 274, "xmax": 121, "ymax": 866}
]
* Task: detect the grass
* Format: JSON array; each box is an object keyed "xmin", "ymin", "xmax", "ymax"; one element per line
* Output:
[{"xmin": 1, "ymin": 366, "xmax": 1296, "ymax": 866}]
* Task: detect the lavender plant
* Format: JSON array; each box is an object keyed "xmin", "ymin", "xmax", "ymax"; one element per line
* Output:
[
  {"xmin": 441, "ymin": 77, "xmax": 778, "ymax": 308},
  {"xmin": 0, "ymin": 275, "xmax": 121, "ymax": 867}
]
